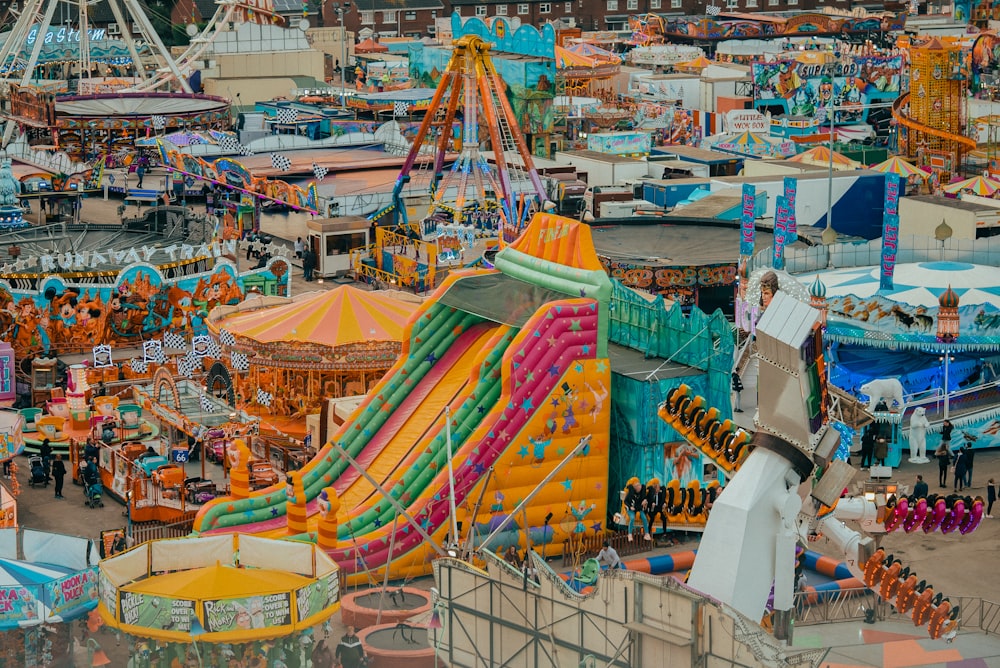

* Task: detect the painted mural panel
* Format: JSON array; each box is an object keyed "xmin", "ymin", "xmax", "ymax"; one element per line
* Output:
[{"xmin": 0, "ymin": 256, "xmax": 289, "ymax": 358}]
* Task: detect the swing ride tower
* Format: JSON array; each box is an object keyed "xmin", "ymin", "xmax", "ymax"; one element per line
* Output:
[{"xmin": 378, "ymin": 34, "xmax": 549, "ymax": 244}]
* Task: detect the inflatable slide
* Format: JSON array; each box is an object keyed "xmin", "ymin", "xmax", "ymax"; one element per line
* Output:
[{"xmin": 193, "ymin": 214, "xmax": 613, "ymax": 584}]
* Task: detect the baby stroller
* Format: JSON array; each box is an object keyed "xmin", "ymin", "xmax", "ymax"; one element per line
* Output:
[
  {"xmin": 28, "ymin": 456, "xmax": 48, "ymax": 488},
  {"xmin": 84, "ymin": 475, "xmax": 104, "ymax": 508}
]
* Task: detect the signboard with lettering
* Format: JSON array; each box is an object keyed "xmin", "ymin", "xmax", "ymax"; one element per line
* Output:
[
  {"xmin": 880, "ymin": 173, "xmax": 901, "ymax": 291},
  {"xmin": 45, "ymin": 567, "xmax": 98, "ymax": 616},
  {"xmin": 118, "ymin": 591, "xmax": 194, "ymax": 632},
  {"xmin": 783, "ymin": 177, "xmax": 798, "ymax": 245},
  {"xmin": 202, "ymin": 593, "xmax": 292, "ymax": 633},
  {"xmin": 0, "ymin": 587, "xmax": 37, "ymax": 628},
  {"xmin": 773, "ymin": 195, "xmax": 789, "ymax": 271},
  {"xmin": 295, "ymin": 572, "xmax": 340, "ymax": 625},
  {"xmin": 726, "ymin": 110, "xmax": 768, "ymax": 133},
  {"xmin": 739, "ymin": 184, "xmax": 756, "ymax": 257}
]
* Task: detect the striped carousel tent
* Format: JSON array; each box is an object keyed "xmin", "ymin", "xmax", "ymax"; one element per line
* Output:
[
  {"xmin": 869, "ymin": 156, "xmax": 928, "ymax": 180},
  {"xmin": 208, "ymin": 286, "xmax": 422, "ymax": 424}
]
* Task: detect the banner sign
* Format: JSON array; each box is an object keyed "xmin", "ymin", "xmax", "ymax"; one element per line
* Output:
[
  {"xmin": 203, "ymin": 593, "xmax": 292, "ymax": 633},
  {"xmin": 119, "ymin": 591, "xmax": 194, "ymax": 632},
  {"xmin": 726, "ymin": 110, "xmax": 768, "ymax": 133},
  {"xmin": 880, "ymin": 213, "xmax": 899, "ymax": 291},
  {"xmin": 740, "ymin": 184, "xmax": 756, "ymax": 257},
  {"xmin": 881, "ymin": 173, "xmax": 901, "ymax": 291},
  {"xmin": 46, "ymin": 567, "xmax": 98, "ymax": 616},
  {"xmin": 295, "ymin": 571, "xmax": 340, "ymax": 624},
  {"xmin": 0, "ymin": 586, "xmax": 36, "ymax": 627},
  {"xmin": 773, "ymin": 195, "xmax": 789, "ymax": 271},
  {"xmin": 884, "ymin": 172, "xmax": 901, "ymax": 217},
  {"xmin": 783, "ymin": 177, "xmax": 798, "ymax": 245}
]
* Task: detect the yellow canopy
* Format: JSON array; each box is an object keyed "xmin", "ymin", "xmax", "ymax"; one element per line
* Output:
[{"xmin": 121, "ymin": 564, "xmax": 310, "ymax": 600}]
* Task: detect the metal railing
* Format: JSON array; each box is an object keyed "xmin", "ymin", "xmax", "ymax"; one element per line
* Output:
[
  {"xmin": 130, "ymin": 510, "xmax": 199, "ymax": 545},
  {"xmin": 794, "ymin": 587, "xmax": 1000, "ymax": 636}
]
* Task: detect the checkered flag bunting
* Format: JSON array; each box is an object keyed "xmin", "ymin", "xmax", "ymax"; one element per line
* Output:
[
  {"xmin": 177, "ymin": 353, "xmax": 200, "ymax": 378},
  {"xmin": 151, "ymin": 115, "xmax": 167, "ymax": 130},
  {"xmin": 129, "ymin": 358, "xmax": 148, "ymax": 374},
  {"xmin": 312, "ymin": 162, "xmax": 328, "ymax": 181},
  {"xmin": 204, "ymin": 339, "xmax": 222, "ymax": 359},
  {"xmin": 163, "ymin": 331, "xmax": 187, "ymax": 350},
  {"xmin": 238, "ymin": 144, "xmax": 255, "ymax": 157},
  {"xmin": 200, "ymin": 394, "xmax": 218, "ymax": 413},
  {"xmin": 218, "ymin": 329, "xmax": 236, "ymax": 347},
  {"xmin": 393, "ymin": 101, "xmax": 410, "ymax": 117},
  {"xmin": 276, "ymin": 107, "xmax": 299, "ymax": 124},
  {"xmin": 219, "ymin": 135, "xmax": 240, "ymax": 153},
  {"xmin": 230, "ymin": 351, "xmax": 249, "ymax": 371},
  {"xmin": 256, "ymin": 388, "xmax": 273, "ymax": 407},
  {"xmin": 270, "ymin": 153, "xmax": 292, "ymax": 172}
]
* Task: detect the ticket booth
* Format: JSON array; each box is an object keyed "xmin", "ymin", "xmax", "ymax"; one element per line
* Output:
[{"xmin": 307, "ymin": 215, "xmax": 371, "ymax": 278}]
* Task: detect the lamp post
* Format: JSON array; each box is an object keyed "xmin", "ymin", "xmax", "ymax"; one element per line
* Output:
[{"xmin": 331, "ymin": 2, "xmax": 351, "ymax": 106}]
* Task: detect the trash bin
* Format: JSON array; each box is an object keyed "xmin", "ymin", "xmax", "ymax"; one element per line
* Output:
[{"xmin": 864, "ymin": 608, "xmax": 876, "ymax": 624}]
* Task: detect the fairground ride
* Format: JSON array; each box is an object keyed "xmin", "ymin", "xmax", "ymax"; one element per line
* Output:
[{"xmin": 373, "ymin": 35, "xmax": 548, "ymax": 245}]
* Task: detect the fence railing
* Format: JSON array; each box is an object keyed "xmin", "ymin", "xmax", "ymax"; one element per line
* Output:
[
  {"xmin": 561, "ymin": 530, "xmax": 654, "ymax": 567},
  {"xmin": 130, "ymin": 510, "xmax": 199, "ymax": 545},
  {"xmin": 794, "ymin": 587, "xmax": 1000, "ymax": 637}
]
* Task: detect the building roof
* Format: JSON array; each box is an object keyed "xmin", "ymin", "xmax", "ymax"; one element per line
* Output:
[
  {"xmin": 560, "ymin": 149, "xmax": 644, "ymax": 165},
  {"xmin": 903, "ymin": 194, "xmax": 1000, "ymax": 213},
  {"xmin": 654, "ymin": 145, "xmax": 743, "ymax": 165},
  {"xmin": 360, "ymin": 0, "xmax": 443, "ymax": 10}
]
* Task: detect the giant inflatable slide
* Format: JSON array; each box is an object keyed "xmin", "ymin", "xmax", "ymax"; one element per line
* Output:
[{"xmin": 193, "ymin": 214, "xmax": 612, "ymax": 584}]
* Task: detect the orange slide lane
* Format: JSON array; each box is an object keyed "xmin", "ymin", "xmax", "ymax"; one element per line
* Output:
[
  {"xmin": 336, "ymin": 324, "xmax": 499, "ymax": 513},
  {"xmin": 892, "ymin": 92, "xmax": 977, "ymax": 150}
]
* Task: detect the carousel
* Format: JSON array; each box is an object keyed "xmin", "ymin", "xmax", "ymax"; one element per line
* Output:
[
  {"xmin": 98, "ymin": 534, "xmax": 340, "ymax": 668},
  {"xmin": 207, "ymin": 286, "xmax": 420, "ymax": 436}
]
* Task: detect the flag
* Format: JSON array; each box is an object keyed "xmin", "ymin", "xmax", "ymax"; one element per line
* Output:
[
  {"xmin": 270, "ymin": 153, "xmax": 292, "ymax": 171},
  {"xmin": 706, "ymin": 4, "xmax": 721, "ymax": 15},
  {"xmin": 219, "ymin": 135, "xmax": 240, "ymax": 153},
  {"xmin": 238, "ymin": 144, "xmax": 255, "ymax": 157},
  {"xmin": 880, "ymin": 173, "xmax": 901, "ymax": 291},
  {"xmin": 200, "ymin": 395, "xmax": 217, "ymax": 413},
  {"xmin": 129, "ymin": 358, "xmax": 148, "ymax": 374},
  {"xmin": 276, "ymin": 107, "xmax": 299, "ymax": 124},
  {"xmin": 739, "ymin": 183, "xmax": 756, "ymax": 257},
  {"xmin": 151, "ymin": 115, "xmax": 167, "ymax": 130},
  {"xmin": 218, "ymin": 329, "xmax": 236, "ymax": 347},
  {"xmin": 230, "ymin": 351, "xmax": 249, "ymax": 371},
  {"xmin": 312, "ymin": 162, "xmax": 328, "ymax": 181},
  {"xmin": 394, "ymin": 101, "xmax": 410, "ymax": 117},
  {"xmin": 256, "ymin": 388, "xmax": 273, "ymax": 407},
  {"xmin": 783, "ymin": 177, "xmax": 798, "ymax": 245},
  {"xmin": 773, "ymin": 195, "xmax": 789, "ymax": 271},
  {"xmin": 163, "ymin": 331, "xmax": 186, "ymax": 350}
]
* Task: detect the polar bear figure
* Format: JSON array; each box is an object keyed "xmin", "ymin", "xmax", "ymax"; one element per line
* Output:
[
  {"xmin": 860, "ymin": 378, "xmax": 905, "ymax": 412},
  {"xmin": 908, "ymin": 406, "xmax": 930, "ymax": 464}
]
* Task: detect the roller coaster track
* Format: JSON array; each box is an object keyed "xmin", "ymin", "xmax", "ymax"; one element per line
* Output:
[{"xmin": 891, "ymin": 92, "xmax": 977, "ymax": 151}]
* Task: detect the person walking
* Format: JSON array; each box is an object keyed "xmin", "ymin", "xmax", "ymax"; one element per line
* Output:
[
  {"xmin": 51, "ymin": 455, "xmax": 66, "ymax": 499},
  {"xmin": 912, "ymin": 474, "xmax": 928, "ymax": 499},
  {"xmin": 136, "ymin": 163, "xmax": 146, "ymax": 189},
  {"xmin": 964, "ymin": 444, "xmax": 975, "ymax": 487},
  {"xmin": 860, "ymin": 425, "xmax": 875, "ymax": 469},
  {"xmin": 39, "ymin": 439, "xmax": 52, "ymax": 481},
  {"xmin": 986, "ymin": 478, "xmax": 997, "ymax": 519},
  {"xmin": 597, "ymin": 540, "xmax": 621, "ymax": 569},
  {"xmin": 934, "ymin": 441, "xmax": 950, "ymax": 488},
  {"xmin": 731, "ymin": 371, "xmax": 744, "ymax": 413},
  {"xmin": 941, "ymin": 419, "xmax": 953, "ymax": 448},
  {"xmin": 953, "ymin": 446, "xmax": 968, "ymax": 493},
  {"xmin": 335, "ymin": 626, "xmax": 366, "ymax": 668},
  {"xmin": 303, "ymin": 248, "xmax": 315, "ymax": 282}
]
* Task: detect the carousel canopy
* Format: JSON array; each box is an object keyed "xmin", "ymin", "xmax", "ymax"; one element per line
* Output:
[
  {"xmin": 800, "ymin": 261, "xmax": 1000, "ymax": 310},
  {"xmin": 213, "ymin": 286, "xmax": 418, "ymax": 348},
  {"xmin": 788, "ymin": 146, "xmax": 861, "ymax": 170},
  {"xmin": 942, "ymin": 175, "xmax": 1000, "ymax": 196},
  {"xmin": 870, "ymin": 156, "xmax": 928, "ymax": 180}
]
